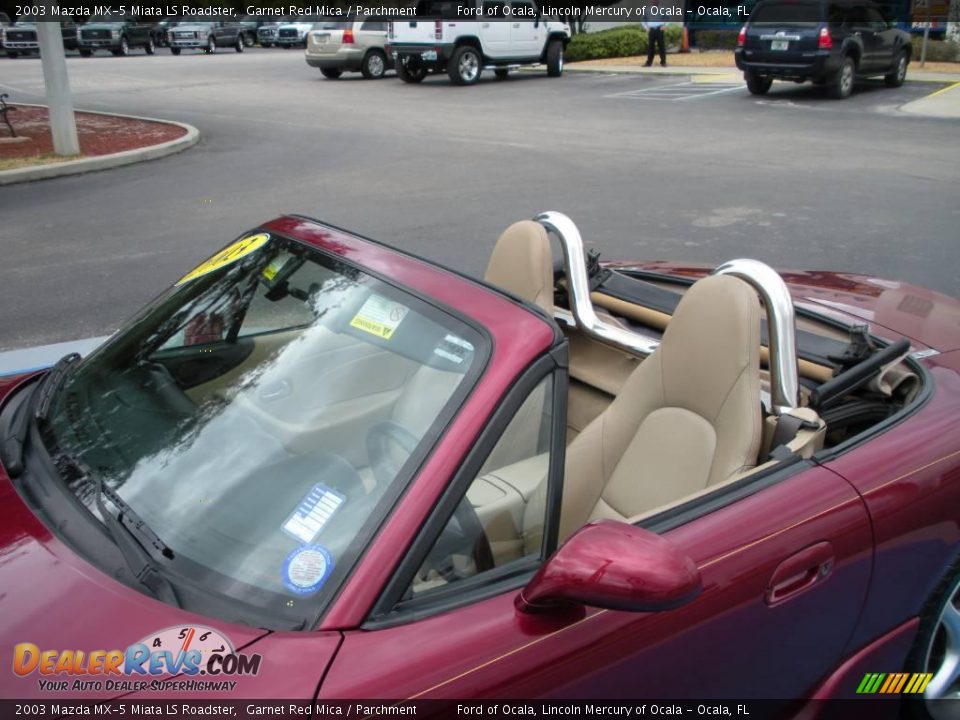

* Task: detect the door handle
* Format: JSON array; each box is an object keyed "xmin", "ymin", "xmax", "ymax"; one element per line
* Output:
[
  {"xmin": 481, "ymin": 22, "xmax": 490, "ymax": 28},
  {"xmin": 513, "ymin": 23, "xmax": 521, "ymax": 28},
  {"xmin": 765, "ymin": 541, "xmax": 834, "ymax": 606}
]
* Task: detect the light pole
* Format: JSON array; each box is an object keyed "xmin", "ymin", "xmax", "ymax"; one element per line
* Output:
[{"xmin": 36, "ymin": 17, "xmax": 80, "ymax": 156}]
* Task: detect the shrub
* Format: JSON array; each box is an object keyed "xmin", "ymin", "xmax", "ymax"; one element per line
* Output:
[
  {"xmin": 910, "ymin": 37, "xmax": 959, "ymax": 62},
  {"xmin": 693, "ymin": 29, "xmax": 740, "ymax": 51},
  {"xmin": 566, "ymin": 24, "xmax": 685, "ymax": 62},
  {"xmin": 566, "ymin": 26, "xmax": 646, "ymax": 61}
]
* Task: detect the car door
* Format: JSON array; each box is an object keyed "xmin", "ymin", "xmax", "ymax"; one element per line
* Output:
[
  {"xmin": 866, "ymin": 5, "xmax": 899, "ymax": 68},
  {"xmin": 320, "ymin": 375, "xmax": 873, "ymax": 700},
  {"xmin": 847, "ymin": 4, "xmax": 883, "ymax": 70},
  {"xmin": 478, "ymin": 0, "xmax": 511, "ymax": 58},
  {"xmin": 508, "ymin": 1, "xmax": 544, "ymax": 59},
  {"xmin": 126, "ymin": 19, "xmax": 145, "ymax": 45}
]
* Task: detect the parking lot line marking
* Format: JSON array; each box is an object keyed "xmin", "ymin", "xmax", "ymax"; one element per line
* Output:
[
  {"xmin": 605, "ymin": 81, "xmax": 744, "ymax": 101},
  {"xmin": 924, "ymin": 80, "xmax": 960, "ymax": 99},
  {"xmin": 676, "ymin": 85, "xmax": 746, "ymax": 100},
  {"xmin": 605, "ymin": 81, "xmax": 695, "ymax": 98}
]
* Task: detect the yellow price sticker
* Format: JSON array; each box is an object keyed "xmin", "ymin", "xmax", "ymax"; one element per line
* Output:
[
  {"xmin": 349, "ymin": 295, "xmax": 409, "ymax": 340},
  {"xmin": 176, "ymin": 234, "xmax": 271, "ymax": 286}
]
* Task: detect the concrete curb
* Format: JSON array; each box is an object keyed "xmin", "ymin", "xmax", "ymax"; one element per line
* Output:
[
  {"xmin": 0, "ymin": 106, "xmax": 199, "ymax": 186},
  {"xmin": 900, "ymin": 80, "xmax": 960, "ymax": 118}
]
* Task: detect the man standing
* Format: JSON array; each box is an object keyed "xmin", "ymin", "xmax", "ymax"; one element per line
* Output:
[{"xmin": 642, "ymin": 12, "xmax": 667, "ymax": 67}]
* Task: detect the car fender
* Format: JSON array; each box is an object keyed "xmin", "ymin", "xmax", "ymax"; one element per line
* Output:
[{"xmin": 841, "ymin": 37, "xmax": 863, "ymax": 65}]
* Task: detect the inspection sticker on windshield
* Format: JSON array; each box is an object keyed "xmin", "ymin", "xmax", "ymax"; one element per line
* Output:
[
  {"xmin": 349, "ymin": 294, "xmax": 409, "ymax": 340},
  {"xmin": 282, "ymin": 544, "xmax": 334, "ymax": 596},
  {"xmin": 176, "ymin": 233, "xmax": 271, "ymax": 286},
  {"xmin": 282, "ymin": 484, "xmax": 346, "ymax": 545},
  {"xmin": 434, "ymin": 333, "xmax": 474, "ymax": 365}
]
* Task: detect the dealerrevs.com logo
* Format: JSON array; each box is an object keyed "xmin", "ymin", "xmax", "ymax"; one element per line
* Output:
[{"xmin": 12, "ymin": 625, "xmax": 262, "ymax": 693}]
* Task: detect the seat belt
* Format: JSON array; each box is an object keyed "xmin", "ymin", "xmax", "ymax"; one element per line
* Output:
[{"xmin": 767, "ymin": 413, "xmax": 816, "ymax": 462}]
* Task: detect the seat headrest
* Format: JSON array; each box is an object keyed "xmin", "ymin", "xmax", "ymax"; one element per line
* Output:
[
  {"xmin": 484, "ymin": 220, "xmax": 554, "ymax": 315},
  {"xmin": 659, "ymin": 274, "xmax": 761, "ymax": 419}
]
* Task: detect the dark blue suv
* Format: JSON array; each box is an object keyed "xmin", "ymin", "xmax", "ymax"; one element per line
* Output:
[{"xmin": 735, "ymin": 0, "xmax": 911, "ymax": 99}]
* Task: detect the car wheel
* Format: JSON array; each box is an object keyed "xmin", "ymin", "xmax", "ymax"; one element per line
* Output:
[
  {"xmin": 145, "ymin": 37, "xmax": 155, "ymax": 55},
  {"xmin": 170, "ymin": 47, "xmax": 181, "ymax": 55},
  {"xmin": 449, "ymin": 45, "xmax": 482, "ymax": 85},
  {"xmin": 904, "ymin": 560, "xmax": 960, "ymax": 719},
  {"xmin": 396, "ymin": 57, "xmax": 428, "ymax": 84},
  {"xmin": 78, "ymin": 49, "xmax": 92, "ymax": 57},
  {"xmin": 546, "ymin": 38, "xmax": 563, "ymax": 77},
  {"xmin": 6, "ymin": 52, "xmax": 18, "ymax": 59},
  {"xmin": 495, "ymin": 68, "xmax": 509, "ymax": 80},
  {"xmin": 885, "ymin": 50, "xmax": 908, "ymax": 88},
  {"xmin": 320, "ymin": 67, "xmax": 342, "ymax": 79},
  {"xmin": 206, "ymin": 36, "xmax": 216, "ymax": 54},
  {"xmin": 746, "ymin": 72, "xmax": 773, "ymax": 96},
  {"xmin": 829, "ymin": 55, "xmax": 855, "ymax": 99},
  {"xmin": 235, "ymin": 35, "xmax": 244, "ymax": 53},
  {"xmin": 361, "ymin": 50, "xmax": 387, "ymax": 79}
]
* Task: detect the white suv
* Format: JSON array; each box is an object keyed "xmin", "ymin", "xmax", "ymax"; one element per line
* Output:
[{"xmin": 386, "ymin": 1, "xmax": 570, "ymax": 85}]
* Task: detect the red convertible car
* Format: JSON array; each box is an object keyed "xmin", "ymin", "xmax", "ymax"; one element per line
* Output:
[{"xmin": 2, "ymin": 212, "xmax": 959, "ymax": 717}]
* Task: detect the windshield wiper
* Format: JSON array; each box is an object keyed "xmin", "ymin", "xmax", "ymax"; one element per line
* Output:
[
  {"xmin": 61, "ymin": 453, "xmax": 180, "ymax": 607},
  {"xmin": 34, "ymin": 352, "xmax": 81, "ymax": 423},
  {"xmin": 1, "ymin": 353, "xmax": 80, "ymax": 478}
]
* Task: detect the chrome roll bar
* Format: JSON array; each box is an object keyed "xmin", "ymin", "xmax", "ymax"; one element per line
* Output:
[
  {"xmin": 535, "ymin": 211, "xmax": 660, "ymax": 357},
  {"xmin": 534, "ymin": 211, "xmax": 799, "ymax": 416},
  {"xmin": 711, "ymin": 259, "xmax": 799, "ymax": 415}
]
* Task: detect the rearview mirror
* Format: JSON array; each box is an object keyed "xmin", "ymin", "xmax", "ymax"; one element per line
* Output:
[{"xmin": 515, "ymin": 520, "xmax": 701, "ymax": 614}]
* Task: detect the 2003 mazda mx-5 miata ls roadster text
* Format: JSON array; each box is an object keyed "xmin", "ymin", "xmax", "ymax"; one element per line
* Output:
[{"xmin": 1, "ymin": 212, "xmax": 959, "ymax": 718}]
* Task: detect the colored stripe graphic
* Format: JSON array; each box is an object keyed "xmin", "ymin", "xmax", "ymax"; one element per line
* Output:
[
  {"xmin": 892, "ymin": 673, "xmax": 910, "ymax": 693},
  {"xmin": 858, "ymin": 672, "xmax": 933, "ymax": 694}
]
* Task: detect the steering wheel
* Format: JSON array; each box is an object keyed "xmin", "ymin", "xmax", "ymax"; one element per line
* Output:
[
  {"xmin": 366, "ymin": 421, "xmax": 420, "ymax": 488},
  {"xmin": 421, "ymin": 499, "xmax": 495, "ymax": 583}
]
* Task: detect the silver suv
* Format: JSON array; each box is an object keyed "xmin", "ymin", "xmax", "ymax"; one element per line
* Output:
[{"xmin": 305, "ymin": 19, "xmax": 392, "ymax": 80}]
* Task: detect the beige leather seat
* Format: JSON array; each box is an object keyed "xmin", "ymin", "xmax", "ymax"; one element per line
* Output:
[
  {"xmin": 553, "ymin": 273, "xmax": 763, "ymax": 543},
  {"xmin": 482, "ymin": 220, "xmax": 554, "ymax": 316}
]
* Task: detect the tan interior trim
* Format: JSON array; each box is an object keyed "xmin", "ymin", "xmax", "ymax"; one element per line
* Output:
[{"xmin": 590, "ymin": 292, "xmax": 834, "ymax": 384}]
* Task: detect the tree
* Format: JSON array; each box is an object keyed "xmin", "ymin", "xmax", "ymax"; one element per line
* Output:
[
  {"xmin": 36, "ymin": 3, "xmax": 79, "ymax": 156},
  {"xmin": 947, "ymin": 0, "xmax": 958, "ymax": 43}
]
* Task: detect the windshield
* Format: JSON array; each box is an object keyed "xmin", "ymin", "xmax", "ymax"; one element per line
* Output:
[{"xmin": 42, "ymin": 232, "xmax": 484, "ymax": 626}]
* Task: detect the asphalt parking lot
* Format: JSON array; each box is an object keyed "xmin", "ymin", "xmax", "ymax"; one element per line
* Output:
[{"xmin": 0, "ymin": 48, "xmax": 957, "ymax": 351}]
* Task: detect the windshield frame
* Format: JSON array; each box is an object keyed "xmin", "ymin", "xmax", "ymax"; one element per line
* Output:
[{"xmin": 30, "ymin": 231, "xmax": 493, "ymax": 631}]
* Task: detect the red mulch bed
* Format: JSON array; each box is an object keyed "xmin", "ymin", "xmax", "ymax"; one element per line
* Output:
[{"xmin": 0, "ymin": 105, "xmax": 186, "ymax": 160}]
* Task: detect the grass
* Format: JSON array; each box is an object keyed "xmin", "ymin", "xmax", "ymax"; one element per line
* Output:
[{"xmin": 0, "ymin": 153, "xmax": 84, "ymax": 172}]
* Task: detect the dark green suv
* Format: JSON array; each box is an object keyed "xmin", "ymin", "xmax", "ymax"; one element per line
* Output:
[{"xmin": 78, "ymin": 13, "xmax": 156, "ymax": 56}]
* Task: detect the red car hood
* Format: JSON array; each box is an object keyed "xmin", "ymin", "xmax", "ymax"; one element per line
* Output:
[{"xmin": 620, "ymin": 262, "xmax": 960, "ymax": 352}]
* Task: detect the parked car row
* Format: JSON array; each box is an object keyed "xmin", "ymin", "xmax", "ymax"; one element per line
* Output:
[
  {"xmin": 304, "ymin": 8, "xmax": 572, "ymax": 85},
  {"xmin": 0, "ymin": 15, "xmax": 321, "ymax": 59}
]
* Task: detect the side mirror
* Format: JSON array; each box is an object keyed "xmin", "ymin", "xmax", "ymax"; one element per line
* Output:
[{"xmin": 515, "ymin": 520, "xmax": 701, "ymax": 614}]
